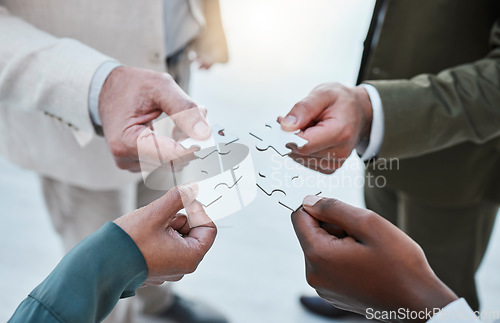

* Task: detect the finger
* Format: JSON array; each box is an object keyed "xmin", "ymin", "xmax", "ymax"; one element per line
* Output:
[
  {"xmin": 280, "ymin": 87, "xmax": 337, "ymax": 132},
  {"xmin": 184, "ymin": 202, "xmax": 217, "ymax": 255},
  {"xmin": 144, "ymin": 280, "xmax": 165, "ymax": 286},
  {"xmin": 291, "ymin": 207, "xmax": 337, "ymax": 254},
  {"xmin": 137, "ymin": 127, "xmax": 195, "ymax": 167},
  {"xmin": 302, "ymin": 196, "xmax": 375, "ymax": 243},
  {"xmin": 147, "ymin": 183, "xmax": 199, "ymax": 227},
  {"xmin": 293, "ymin": 119, "xmax": 352, "ymax": 156},
  {"xmin": 164, "ymin": 275, "xmax": 185, "ymax": 282},
  {"xmin": 155, "ymin": 76, "xmax": 211, "ymax": 140},
  {"xmin": 171, "ymin": 125, "xmax": 190, "ymax": 142},
  {"xmin": 185, "ymin": 200, "xmax": 212, "ymax": 227},
  {"xmin": 170, "ymin": 106, "xmax": 212, "ymax": 141},
  {"xmin": 320, "ymin": 222, "xmax": 348, "ymax": 238},
  {"xmin": 288, "ymin": 153, "xmax": 339, "ymax": 174},
  {"xmin": 291, "ymin": 141, "xmax": 353, "ymax": 162},
  {"xmin": 170, "ymin": 214, "xmax": 191, "ymax": 235},
  {"xmin": 114, "ymin": 160, "xmax": 143, "ymax": 173},
  {"xmin": 198, "ymin": 61, "xmax": 213, "ymax": 70}
]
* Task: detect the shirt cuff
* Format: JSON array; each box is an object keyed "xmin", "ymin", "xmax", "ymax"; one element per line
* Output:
[
  {"xmin": 356, "ymin": 84, "xmax": 385, "ymax": 161},
  {"xmin": 88, "ymin": 61, "xmax": 122, "ymax": 127},
  {"xmin": 427, "ymin": 298, "xmax": 479, "ymax": 323}
]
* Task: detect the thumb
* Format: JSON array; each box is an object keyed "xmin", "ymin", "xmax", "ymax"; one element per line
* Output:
[
  {"xmin": 280, "ymin": 86, "xmax": 337, "ymax": 131},
  {"xmin": 157, "ymin": 77, "xmax": 211, "ymax": 140},
  {"xmin": 291, "ymin": 207, "xmax": 337, "ymax": 254},
  {"xmin": 147, "ymin": 182, "xmax": 199, "ymax": 227},
  {"xmin": 302, "ymin": 196, "xmax": 374, "ymax": 243}
]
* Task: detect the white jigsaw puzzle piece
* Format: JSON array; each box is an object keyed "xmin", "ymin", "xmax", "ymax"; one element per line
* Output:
[
  {"xmin": 278, "ymin": 187, "xmax": 321, "ymax": 212},
  {"xmin": 250, "ymin": 120, "xmax": 308, "ymax": 156},
  {"xmin": 190, "ymin": 143, "xmax": 251, "ymax": 208},
  {"xmin": 256, "ymin": 167, "xmax": 321, "ymax": 212},
  {"xmin": 192, "ymin": 144, "xmax": 256, "ymax": 224},
  {"xmin": 196, "ymin": 170, "xmax": 235, "ymax": 207},
  {"xmin": 181, "ymin": 123, "xmax": 239, "ymax": 159}
]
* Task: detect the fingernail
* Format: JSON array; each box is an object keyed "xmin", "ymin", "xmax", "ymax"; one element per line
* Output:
[
  {"xmin": 178, "ymin": 182, "xmax": 199, "ymax": 206},
  {"xmin": 193, "ymin": 121, "xmax": 211, "ymax": 138},
  {"xmin": 282, "ymin": 115, "xmax": 297, "ymax": 127},
  {"xmin": 303, "ymin": 195, "xmax": 322, "ymax": 207},
  {"xmin": 198, "ymin": 106, "xmax": 208, "ymax": 116}
]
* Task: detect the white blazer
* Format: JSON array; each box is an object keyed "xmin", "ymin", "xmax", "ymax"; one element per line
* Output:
[{"xmin": 0, "ymin": 0, "xmax": 218, "ymax": 190}]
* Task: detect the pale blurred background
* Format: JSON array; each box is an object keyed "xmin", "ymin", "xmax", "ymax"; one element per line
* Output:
[{"xmin": 0, "ymin": 1, "xmax": 499, "ymax": 322}]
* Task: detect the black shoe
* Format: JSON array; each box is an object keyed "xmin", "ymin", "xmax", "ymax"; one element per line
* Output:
[
  {"xmin": 300, "ymin": 296, "xmax": 354, "ymax": 318},
  {"xmin": 159, "ymin": 295, "xmax": 228, "ymax": 323}
]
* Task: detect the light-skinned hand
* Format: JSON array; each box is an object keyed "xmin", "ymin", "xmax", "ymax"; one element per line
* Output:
[
  {"xmin": 279, "ymin": 83, "xmax": 373, "ymax": 174},
  {"xmin": 99, "ymin": 66, "xmax": 211, "ymax": 172}
]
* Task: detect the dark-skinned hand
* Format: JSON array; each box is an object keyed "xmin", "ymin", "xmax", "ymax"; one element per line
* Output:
[
  {"xmin": 291, "ymin": 195, "xmax": 458, "ymax": 322},
  {"xmin": 114, "ymin": 183, "xmax": 216, "ymax": 286}
]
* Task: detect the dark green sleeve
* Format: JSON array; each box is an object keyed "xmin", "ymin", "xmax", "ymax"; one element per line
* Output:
[
  {"xmin": 367, "ymin": 19, "xmax": 500, "ymax": 159},
  {"xmin": 8, "ymin": 222, "xmax": 148, "ymax": 323}
]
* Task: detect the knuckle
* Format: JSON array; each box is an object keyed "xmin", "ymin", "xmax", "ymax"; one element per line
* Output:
[
  {"xmin": 317, "ymin": 198, "xmax": 338, "ymax": 214},
  {"xmin": 109, "ymin": 139, "xmax": 134, "ymax": 160},
  {"xmin": 170, "ymin": 186, "xmax": 183, "ymax": 202},
  {"xmin": 290, "ymin": 210, "xmax": 301, "ymax": 226},
  {"xmin": 185, "ymin": 266, "xmax": 196, "ymax": 274},
  {"xmin": 185, "ymin": 260, "xmax": 200, "ymax": 274},
  {"xmin": 184, "ymin": 101, "xmax": 199, "ymax": 112},
  {"xmin": 306, "ymin": 251, "xmax": 321, "ymax": 265},
  {"xmin": 312, "ymin": 83, "xmax": 329, "ymax": 93},
  {"xmin": 313, "ymin": 82, "xmax": 341, "ymax": 94},
  {"xmin": 115, "ymin": 161, "xmax": 128, "ymax": 170},
  {"xmin": 161, "ymin": 72, "xmax": 175, "ymax": 84},
  {"xmin": 305, "ymin": 272, "xmax": 321, "ymax": 289},
  {"xmin": 293, "ymin": 100, "xmax": 312, "ymax": 113},
  {"xmin": 305, "ymin": 243, "xmax": 325, "ymax": 264},
  {"xmin": 296, "ymin": 145, "xmax": 313, "ymax": 156},
  {"xmin": 338, "ymin": 127, "xmax": 355, "ymax": 144},
  {"xmin": 358, "ymin": 210, "xmax": 379, "ymax": 229},
  {"xmin": 321, "ymin": 168, "xmax": 336, "ymax": 175}
]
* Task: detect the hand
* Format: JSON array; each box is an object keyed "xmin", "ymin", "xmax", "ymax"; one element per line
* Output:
[
  {"xmin": 99, "ymin": 66, "xmax": 211, "ymax": 172},
  {"xmin": 114, "ymin": 183, "xmax": 216, "ymax": 285},
  {"xmin": 189, "ymin": 0, "xmax": 229, "ymax": 70},
  {"xmin": 189, "ymin": 36, "xmax": 229, "ymax": 70},
  {"xmin": 279, "ymin": 83, "xmax": 372, "ymax": 174},
  {"xmin": 291, "ymin": 196, "xmax": 458, "ymax": 320}
]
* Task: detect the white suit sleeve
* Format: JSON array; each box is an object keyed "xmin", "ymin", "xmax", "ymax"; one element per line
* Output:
[
  {"xmin": 0, "ymin": 6, "xmax": 116, "ymax": 146},
  {"xmin": 88, "ymin": 62, "xmax": 123, "ymax": 127},
  {"xmin": 427, "ymin": 298, "xmax": 480, "ymax": 323}
]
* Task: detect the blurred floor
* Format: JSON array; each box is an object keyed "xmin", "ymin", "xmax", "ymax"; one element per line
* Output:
[{"xmin": 0, "ymin": 1, "xmax": 499, "ymax": 322}]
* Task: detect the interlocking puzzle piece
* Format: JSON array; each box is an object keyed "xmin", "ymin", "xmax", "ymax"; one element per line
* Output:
[
  {"xmin": 181, "ymin": 124, "xmax": 239, "ymax": 159},
  {"xmin": 256, "ymin": 168, "xmax": 321, "ymax": 212},
  {"xmin": 189, "ymin": 144, "xmax": 257, "ymax": 224},
  {"xmin": 196, "ymin": 170, "xmax": 235, "ymax": 207},
  {"xmin": 188, "ymin": 143, "xmax": 251, "ymax": 208},
  {"xmin": 249, "ymin": 120, "xmax": 308, "ymax": 156}
]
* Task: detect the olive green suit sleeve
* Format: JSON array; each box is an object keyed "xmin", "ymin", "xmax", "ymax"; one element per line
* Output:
[
  {"xmin": 367, "ymin": 19, "xmax": 500, "ymax": 159},
  {"xmin": 8, "ymin": 222, "xmax": 148, "ymax": 323}
]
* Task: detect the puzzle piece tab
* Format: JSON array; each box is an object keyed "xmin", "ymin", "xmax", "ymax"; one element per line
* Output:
[
  {"xmin": 256, "ymin": 167, "xmax": 321, "ymax": 212},
  {"xmin": 179, "ymin": 143, "xmax": 252, "ymax": 209},
  {"xmin": 250, "ymin": 121, "xmax": 308, "ymax": 156},
  {"xmin": 181, "ymin": 123, "xmax": 239, "ymax": 159}
]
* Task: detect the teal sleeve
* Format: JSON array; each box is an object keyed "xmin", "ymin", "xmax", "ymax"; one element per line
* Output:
[{"xmin": 8, "ymin": 222, "xmax": 148, "ymax": 323}]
